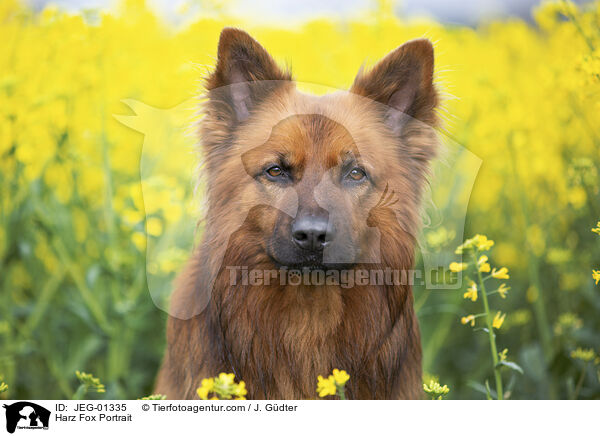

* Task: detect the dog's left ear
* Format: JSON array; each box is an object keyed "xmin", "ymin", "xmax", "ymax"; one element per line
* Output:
[{"xmin": 350, "ymin": 39, "xmax": 437, "ymax": 134}]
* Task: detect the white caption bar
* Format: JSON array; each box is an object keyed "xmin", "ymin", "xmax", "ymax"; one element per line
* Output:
[{"xmin": 0, "ymin": 400, "xmax": 596, "ymax": 435}]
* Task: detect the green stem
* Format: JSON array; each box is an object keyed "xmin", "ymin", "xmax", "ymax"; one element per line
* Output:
[
  {"xmin": 51, "ymin": 237, "xmax": 112, "ymax": 335},
  {"xmin": 337, "ymin": 385, "xmax": 346, "ymax": 400},
  {"xmin": 561, "ymin": 0, "xmax": 596, "ymax": 52},
  {"xmin": 572, "ymin": 364, "xmax": 587, "ymax": 400},
  {"xmin": 72, "ymin": 385, "xmax": 87, "ymax": 401},
  {"xmin": 474, "ymin": 251, "xmax": 503, "ymax": 400},
  {"xmin": 507, "ymin": 139, "xmax": 555, "ymax": 394}
]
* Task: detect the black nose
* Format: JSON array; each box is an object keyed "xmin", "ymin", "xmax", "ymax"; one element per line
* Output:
[{"xmin": 291, "ymin": 216, "xmax": 332, "ymax": 251}]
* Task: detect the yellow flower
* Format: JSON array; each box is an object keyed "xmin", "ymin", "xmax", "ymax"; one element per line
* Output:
[
  {"xmin": 498, "ymin": 348, "xmax": 508, "ymax": 361},
  {"xmin": 423, "ymin": 380, "xmax": 450, "ymax": 399},
  {"xmin": 554, "ymin": 312, "xmax": 583, "ymax": 335},
  {"xmin": 592, "ymin": 221, "xmax": 600, "ymax": 235},
  {"xmin": 75, "ymin": 371, "xmax": 105, "ymax": 393},
  {"xmin": 317, "ymin": 369, "xmax": 350, "ymax": 399},
  {"xmin": 454, "ymin": 234, "xmax": 494, "ymax": 254},
  {"xmin": 463, "ymin": 282, "xmax": 478, "ymax": 302},
  {"xmin": 146, "ymin": 217, "xmax": 163, "ymax": 237},
  {"xmin": 196, "ymin": 387, "xmax": 210, "ymax": 399},
  {"xmin": 316, "ymin": 375, "xmax": 337, "ymax": 397},
  {"xmin": 477, "ymin": 255, "xmax": 490, "ymax": 272},
  {"xmin": 217, "ymin": 373, "xmax": 235, "ymax": 386},
  {"xmin": 196, "ymin": 378, "xmax": 215, "ymax": 400},
  {"xmin": 332, "ymin": 369, "xmax": 350, "ymax": 386},
  {"xmin": 139, "ymin": 394, "xmax": 166, "ymax": 400},
  {"xmin": 593, "ymin": 270, "xmax": 600, "ymax": 285},
  {"xmin": 44, "ymin": 162, "xmax": 73, "ymax": 203},
  {"xmin": 454, "ymin": 240, "xmax": 471, "ymax": 254},
  {"xmin": 474, "ymin": 234, "xmax": 494, "ymax": 251},
  {"xmin": 197, "ymin": 373, "xmax": 247, "ymax": 400},
  {"xmin": 449, "ymin": 262, "xmax": 467, "ymax": 272},
  {"xmin": 122, "ymin": 208, "xmax": 145, "ymax": 225},
  {"xmin": 492, "ymin": 311, "xmax": 506, "ymax": 329},
  {"xmin": 570, "ymin": 347, "xmax": 596, "ymax": 362},
  {"xmin": 233, "ymin": 381, "xmax": 247, "ymax": 398},
  {"xmin": 461, "ymin": 315, "xmax": 476, "ymax": 327},
  {"xmin": 497, "ymin": 283, "xmax": 510, "ymax": 299},
  {"xmin": 491, "ymin": 267, "xmax": 510, "ymax": 279},
  {"xmin": 131, "ymin": 232, "xmax": 147, "ymax": 252}
]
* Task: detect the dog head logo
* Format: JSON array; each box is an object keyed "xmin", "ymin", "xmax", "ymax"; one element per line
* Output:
[{"xmin": 2, "ymin": 402, "xmax": 50, "ymax": 433}]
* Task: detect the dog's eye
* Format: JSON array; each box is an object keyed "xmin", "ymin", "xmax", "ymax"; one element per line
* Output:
[
  {"xmin": 347, "ymin": 168, "xmax": 367, "ymax": 182},
  {"xmin": 266, "ymin": 165, "xmax": 283, "ymax": 178}
]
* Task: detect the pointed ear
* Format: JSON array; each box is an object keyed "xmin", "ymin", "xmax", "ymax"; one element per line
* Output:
[
  {"xmin": 350, "ymin": 39, "xmax": 438, "ymax": 134},
  {"xmin": 206, "ymin": 28, "xmax": 292, "ymax": 124}
]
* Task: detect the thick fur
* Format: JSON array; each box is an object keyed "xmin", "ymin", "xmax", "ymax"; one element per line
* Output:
[{"xmin": 155, "ymin": 28, "xmax": 439, "ymax": 399}]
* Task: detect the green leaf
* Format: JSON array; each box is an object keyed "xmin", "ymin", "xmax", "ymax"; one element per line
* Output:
[
  {"xmin": 484, "ymin": 380, "xmax": 493, "ymax": 400},
  {"xmin": 497, "ymin": 360, "xmax": 524, "ymax": 374},
  {"xmin": 467, "ymin": 380, "xmax": 495, "ymax": 399}
]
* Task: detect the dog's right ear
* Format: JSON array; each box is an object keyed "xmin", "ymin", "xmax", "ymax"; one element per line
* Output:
[{"xmin": 206, "ymin": 28, "xmax": 292, "ymax": 124}]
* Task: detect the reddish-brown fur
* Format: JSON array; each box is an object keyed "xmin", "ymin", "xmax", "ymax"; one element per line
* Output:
[{"xmin": 155, "ymin": 28, "xmax": 439, "ymax": 399}]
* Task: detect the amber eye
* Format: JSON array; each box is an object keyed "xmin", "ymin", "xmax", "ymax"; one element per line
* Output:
[
  {"xmin": 266, "ymin": 165, "xmax": 283, "ymax": 178},
  {"xmin": 348, "ymin": 167, "xmax": 366, "ymax": 181}
]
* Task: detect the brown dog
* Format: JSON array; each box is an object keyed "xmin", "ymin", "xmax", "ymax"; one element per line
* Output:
[{"xmin": 155, "ymin": 28, "xmax": 439, "ymax": 399}]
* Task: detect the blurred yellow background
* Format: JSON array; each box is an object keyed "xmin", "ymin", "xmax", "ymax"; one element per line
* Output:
[{"xmin": 0, "ymin": 0, "xmax": 599, "ymax": 399}]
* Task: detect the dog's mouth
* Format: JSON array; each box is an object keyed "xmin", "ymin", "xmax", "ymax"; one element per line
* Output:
[{"xmin": 267, "ymin": 252, "xmax": 355, "ymax": 272}]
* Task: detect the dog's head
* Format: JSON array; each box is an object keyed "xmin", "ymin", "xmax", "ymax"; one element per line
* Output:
[{"xmin": 201, "ymin": 28, "xmax": 438, "ymax": 270}]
